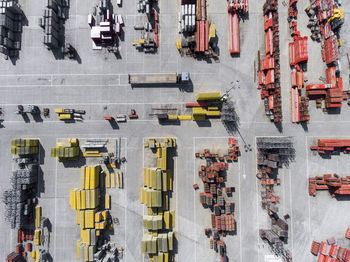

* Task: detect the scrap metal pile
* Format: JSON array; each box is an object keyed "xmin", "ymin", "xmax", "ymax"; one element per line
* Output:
[
  {"xmin": 133, "ymin": 0, "xmax": 159, "ymax": 53},
  {"xmin": 310, "ymin": 138, "xmax": 350, "ymax": 155},
  {"xmin": 227, "ymin": 0, "xmax": 248, "ymax": 55},
  {"xmin": 257, "ymin": 0, "xmax": 282, "ymax": 123},
  {"xmin": 288, "ymin": 0, "xmax": 310, "ymax": 123},
  {"xmin": 305, "ymin": 0, "xmax": 349, "ymax": 110},
  {"xmin": 309, "ymin": 174, "xmax": 350, "ymax": 197},
  {"xmin": 195, "ymin": 138, "xmax": 240, "ymax": 262},
  {"xmin": 0, "ymin": 0, "xmax": 23, "ymax": 59},
  {"xmin": 38, "ymin": 0, "xmax": 70, "ymax": 52},
  {"xmin": 311, "ymin": 228, "xmax": 350, "ymax": 261},
  {"xmin": 256, "ymin": 137, "xmax": 294, "ymax": 262},
  {"xmin": 176, "ymin": 0, "xmax": 217, "ymax": 58},
  {"xmin": 88, "ymin": 0, "xmax": 123, "ymax": 53}
]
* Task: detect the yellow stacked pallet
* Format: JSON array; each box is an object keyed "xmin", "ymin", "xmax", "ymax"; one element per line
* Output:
[
  {"xmin": 84, "ymin": 210, "xmax": 96, "ymax": 228},
  {"xmin": 105, "ymin": 194, "xmax": 111, "ymax": 210},
  {"xmin": 117, "ymin": 172, "xmax": 123, "ymax": 188},
  {"xmin": 34, "ymin": 229, "xmax": 41, "ymax": 246},
  {"xmin": 81, "ymin": 229, "xmax": 91, "ymax": 245},
  {"xmin": 111, "ymin": 172, "xmax": 116, "ymax": 188},
  {"xmin": 105, "ymin": 171, "xmax": 111, "ymax": 188},
  {"xmin": 35, "ymin": 206, "xmax": 41, "ymax": 228},
  {"xmin": 81, "ymin": 190, "xmax": 86, "ymax": 210}
]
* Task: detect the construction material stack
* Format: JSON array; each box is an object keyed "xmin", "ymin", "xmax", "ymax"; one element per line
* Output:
[
  {"xmin": 309, "ymin": 174, "xmax": 350, "ymax": 197},
  {"xmin": 39, "ymin": 0, "xmax": 69, "ymax": 50},
  {"xmin": 4, "ymin": 138, "xmax": 52, "ymax": 261},
  {"xmin": 256, "ymin": 137, "xmax": 294, "ymax": 261},
  {"xmin": 190, "ymin": 92, "xmax": 222, "ymax": 121},
  {"xmin": 195, "ymin": 138, "xmax": 240, "ymax": 261},
  {"xmin": 227, "ymin": 0, "xmax": 248, "ymax": 55},
  {"xmin": 288, "ymin": 0, "xmax": 310, "ymax": 123},
  {"xmin": 0, "ymin": 0, "xmax": 23, "ymax": 59},
  {"xmin": 69, "ymin": 165, "xmax": 122, "ymax": 262},
  {"xmin": 311, "ymin": 228, "xmax": 350, "ymax": 261},
  {"xmin": 141, "ymin": 138, "xmax": 176, "ymax": 262},
  {"xmin": 305, "ymin": 0, "xmax": 348, "ymax": 110},
  {"xmin": 176, "ymin": 0, "xmax": 217, "ymax": 58},
  {"xmin": 133, "ymin": 0, "xmax": 159, "ymax": 53},
  {"xmin": 258, "ymin": 0, "xmax": 282, "ymax": 123},
  {"xmin": 88, "ymin": 0, "xmax": 122, "ymax": 52},
  {"xmin": 310, "ymin": 138, "xmax": 350, "ymax": 155},
  {"xmin": 51, "ymin": 138, "xmax": 80, "ymax": 161},
  {"xmin": 4, "ymin": 139, "xmax": 39, "ymax": 229}
]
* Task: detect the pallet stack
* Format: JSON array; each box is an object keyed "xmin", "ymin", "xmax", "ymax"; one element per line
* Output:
[
  {"xmin": 51, "ymin": 138, "xmax": 80, "ymax": 161},
  {"xmin": 69, "ymin": 165, "xmax": 121, "ymax": 262},
  {"xmin": 0, "ymin": 0, "xmax": 23, "ymax": 58},
  {"xmin": 39, "ymin": 0, "xmax": 69, "ymax": 49},
  {"xmin": 258, "ymin": 0, "xmax": 282, "ymax": 123},
  {"xmin": 5, "ymin": 138, "xmax": 51, "ymax": 261},
  {"xmin": 141, "ymin": 138, "xmax": 176, "ymax": 262},
  {"xmin": 11, "ymin": 138, "xmax": 39, "ymax": 156},
  {"xmin": 195, "ymin": 138, "xmax": 240, "ymax": 262}
]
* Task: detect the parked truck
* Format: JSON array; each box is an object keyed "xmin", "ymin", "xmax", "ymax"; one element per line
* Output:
[{"xmin": 128, "ymin": 72, "xmax": 190, "ymax": 85}]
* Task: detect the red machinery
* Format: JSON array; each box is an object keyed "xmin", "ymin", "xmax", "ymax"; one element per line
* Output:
[
  {"xmin": 104, "ymin": 116, "xmax": 114, "ymax": 120},
  {"xmin": 228, "ymin": 0, "xmax": 248, "ymax": 55}
]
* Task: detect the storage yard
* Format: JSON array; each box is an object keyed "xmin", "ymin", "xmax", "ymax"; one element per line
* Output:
[{"xmin": 0, "ymin": 0, "xmax": 350, "ymax": 262}]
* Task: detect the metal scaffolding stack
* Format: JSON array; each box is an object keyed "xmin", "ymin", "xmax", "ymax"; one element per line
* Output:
[
  {"xmin": 0, "ymin": 0, "xmax": 23, "ymax": 58},
  {"xmin": 3, "ymin": 163, "xmax": 39, "ymax": 229},
  {"xmin": 256, "ymin": 136, "xmax": 293, "ymax": 262},
  {"xmin": 82, "ymin": 139, "xmax": 109, "ymax": 149},
  {"xmin": 257, "ymin": 137, "xmax": 294, "ymax": 162}
]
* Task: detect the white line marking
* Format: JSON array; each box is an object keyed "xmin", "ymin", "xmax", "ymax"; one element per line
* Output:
[
  {"xmin": 238, "ymin": 141, "xmax": 243, "ymax": 262},
  {"xmin": 54, "ymin": 138, "xmax": 58, "ymax": 261},
  {"xmin": 120, "ymin": 137, "xmax": 127, "ymax": 262},
  {"xmin": 255, "ymin": 136, "xmax": 260, "ymax": 262},
  {"xmin": 306, "ymin": 137, "xmax": 312, "ymax": 235},
  {"xmin": 288, "ymin": 168, "xmax": 294, "ymax": 256},
  {"xmin": 193, "ymin": 137, "xmax": 197, "ymax": 262}
]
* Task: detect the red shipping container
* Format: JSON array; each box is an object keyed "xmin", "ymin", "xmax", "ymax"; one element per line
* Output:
[
  {"xmin": 324, "ymin": 35, "xmax": 339, "ymax": 65},
  {"xmin": 326, "ymin": 67, "xmax": 336, "ymax": 88}
]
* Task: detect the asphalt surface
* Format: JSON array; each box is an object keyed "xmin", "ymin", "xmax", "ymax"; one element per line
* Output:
[{"xmin": 0, "ymin": 0, "xmax": 350, "ymax": 262}]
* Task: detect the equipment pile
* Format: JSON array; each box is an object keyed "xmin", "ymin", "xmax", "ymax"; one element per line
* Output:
[
  {"xmin": 195, "ymin": 138, "xmax": 240, "ymax": 262},
  {"xmin": 257, "ymin": 0, "xmax": 282, "ymax": 123}
]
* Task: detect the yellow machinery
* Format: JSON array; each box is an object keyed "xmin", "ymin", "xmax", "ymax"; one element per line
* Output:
[
  {"xmin": 328, "ymin": 8, "xmax": 344, "ymax": 22},
  {"xmin": 209, "ymin": 24, "xmax": 216, "ymax": 40},
  {"xmin": 58, "ymin": 113, "xmax": 72, "ymax": 120},
  {"xmin": 175, "ymin": 39, "xmax": 181, "ymax": 50},
  {"xmin": 132, "ymin": 39, "xmax": 149, "ymax": 46}
]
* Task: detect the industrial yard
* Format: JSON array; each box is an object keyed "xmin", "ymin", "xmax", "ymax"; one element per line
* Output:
[{"xmin": 0, "ymin": 0, "xmax": 350, "ymax": 262}]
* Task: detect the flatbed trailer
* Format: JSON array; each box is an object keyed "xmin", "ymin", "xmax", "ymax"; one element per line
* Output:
[{"xmin": 128, "ymin": 72, "xmax": 189, "ymax": 84}]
